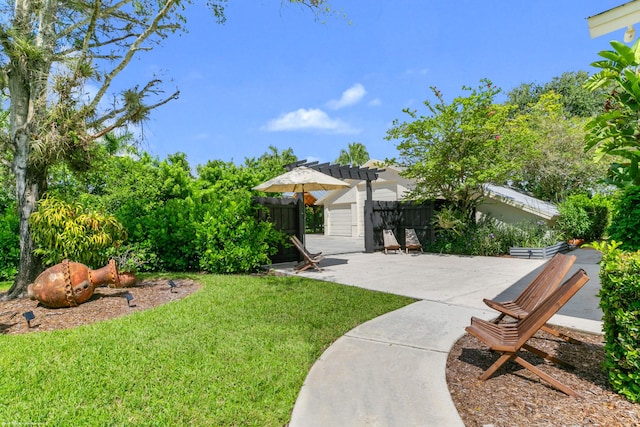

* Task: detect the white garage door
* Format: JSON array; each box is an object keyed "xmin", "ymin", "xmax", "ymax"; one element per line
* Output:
[{"xmin": 328, "ymin": 206, "xmax": 352, "ymax": 236}]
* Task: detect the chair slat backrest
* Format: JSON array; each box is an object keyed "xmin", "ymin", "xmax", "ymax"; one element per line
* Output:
[
  {"xmin": 514, "ymin": 253, "xmax": 576, "ymax": 313},
  {"xmin": 383, "ymin": 229, "xmax": 400, "ymax": 248},
  {"xmin": 290, "ymin": 235, "xmax": 312, "ymax": 258},
  {"xmin": 515, "ymin": 269, "xmax": 589, "ymax": 348}
]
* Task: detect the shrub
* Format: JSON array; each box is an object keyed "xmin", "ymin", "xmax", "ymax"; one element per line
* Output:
[
  {"xmin": 555, "ymin": 197, "xmax": 591, "ymax": 240},
  {"xmin": 608, "ymin": 186, "xmax": 640, "ymax": 250},
  {"xmin": 29, "ymin": 195, "xmax": 127, "ymax": 268},
  {"xmin": 196, "ymin": 191, "xmax": 284, "ymax": 273},
  {"xmin": 596, "ymin": 241, "xmax": 640, "ymax": 402},
  {"xmin": 0, "ymin": 203, "xmax": 19, "ymax": 280},
  {"xmin": 555, "ymin": 194, "xmax": 611, "ymax": 242},
  {"xmin": 143, "ymin": 198, "xmax": 199, "ymax": 271}
]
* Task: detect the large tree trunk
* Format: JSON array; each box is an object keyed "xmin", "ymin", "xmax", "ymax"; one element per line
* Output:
[
  {"xmin": 1, "ymin": 0, "xmax": 54, "ymax": 300},
  {"xmin": 4, "ymin": 132, "xmax": 43, "ymax": 299}
]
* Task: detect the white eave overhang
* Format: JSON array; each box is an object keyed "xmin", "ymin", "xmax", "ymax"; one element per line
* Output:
[{"xmin": 588, "ymin": 1, "xmax": 640, "ymax": 38}]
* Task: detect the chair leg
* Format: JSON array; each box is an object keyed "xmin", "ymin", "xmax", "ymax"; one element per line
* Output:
[
  {"xmin": 491, "ymin": 313, "xmax": 507, "ymax": 324},
  {"xmin": 541, "ymin": 324, "xmax": 582, "ymax": 345},
  {"xmin": 479, "ymin": 353, "xmax": 516, "ymax": 381},
  {"xmin": 514, "ymin": 355, "xmax": 581, "ymax": 398},
  {"xmin": 522, "ymin": 343, "xmax": 574, "ymax": 369}
]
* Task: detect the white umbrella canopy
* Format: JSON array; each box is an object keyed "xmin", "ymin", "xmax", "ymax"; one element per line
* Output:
[{"xmin": 253, "ymin": 166, "xmax": 349, "ymax": 193}]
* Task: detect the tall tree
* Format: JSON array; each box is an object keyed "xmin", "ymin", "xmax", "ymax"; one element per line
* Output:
[
  {"xmin": 386, "ymin": 80, "xmax": 521, "ymax": 222},
  {"xmin": 0, "ymin": 0, "xmax": 334, "ymax": 299},
  {"xmin": 507, "ymin": 71, "xmax": 606, "ymax": 118},
  {"xmin": 244, "ymin": 145, "xmax": 298, "ymax": 181},
  {"xmin": 508, "ymin": 93, "xmax": 609, "ymax": 202},
  {"xmin": 335, "ymin": 142, "xmax": 369, "ymax": 166}
]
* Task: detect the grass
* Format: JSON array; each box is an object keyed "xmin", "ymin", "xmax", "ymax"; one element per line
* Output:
[{"xmin": 0, "ymin": 274, "xmax": 415, "ymax": 426}]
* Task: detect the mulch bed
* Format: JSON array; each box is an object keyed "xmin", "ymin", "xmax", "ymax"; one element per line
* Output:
[
  {"xmin": 0, "ymin": 278, "xmax": 200, "ymax": 335},
  {"xmin": 447, "ymin": 326, "xmax": 640, "ymax": 427}
]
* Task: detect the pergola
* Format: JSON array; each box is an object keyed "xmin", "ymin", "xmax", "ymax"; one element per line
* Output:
[{"xmin": 285, "ymin": 160, "xmax": 383, "ymax": 253}]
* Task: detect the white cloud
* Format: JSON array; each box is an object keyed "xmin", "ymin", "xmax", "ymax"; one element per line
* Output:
[
  {"xmin": 193, "ymin": 132, "xmax": 209, "ymax": 140},
  {"xmin": 263, "ymin": 108, "xmax": 358, "ymax": 134},
  {"xmin": 368, "ymin": 98, "xmax": 382, "ymax": 107},
  {"xmin": 326, "ymin": 83, "xmax": 367, "ymax": 110},
  {"xmin": 403, "ymin": 67, "xmax": 430, "ymax": 77}
]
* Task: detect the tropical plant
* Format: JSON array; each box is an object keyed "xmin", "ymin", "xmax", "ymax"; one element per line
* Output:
[
  {"xmin": 335, "ymin": 142, "xmax": 370, "ymax": 166},
  {"xmin": 29, "ymin": 195, "xmax": 127, "ymax": 268},
  {"xmin": 585, "ymin": 39, "xmax": 640, "ymax": 188}
]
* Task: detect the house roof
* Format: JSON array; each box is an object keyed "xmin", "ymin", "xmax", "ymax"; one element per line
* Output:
[{"xmin": 484, "ymin": 184, "xmax": 559, "ymax": 220}]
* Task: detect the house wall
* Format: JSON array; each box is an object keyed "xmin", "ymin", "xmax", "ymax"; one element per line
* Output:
[
  {"xmin": 320, "ymin": 163, "xmax": 414, "ymax": 237},
  {"xmin": 354, "ymin": 182, "xmax": 408, "ymax": 237}
]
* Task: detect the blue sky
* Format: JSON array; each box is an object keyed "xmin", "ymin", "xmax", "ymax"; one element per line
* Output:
[{"xmin": 117, "ymin": 1, "xmax": 628, "ymax": 168}]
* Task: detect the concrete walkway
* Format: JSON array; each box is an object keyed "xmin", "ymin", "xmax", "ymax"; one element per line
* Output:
[{"xmin": 274, "ymin": 237, "xmax": 603, "ymax": 426}]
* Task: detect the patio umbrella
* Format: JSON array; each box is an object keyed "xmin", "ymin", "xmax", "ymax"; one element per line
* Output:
[
  {"xmin": 252, "ymin": 166, "xmax": 349, "ymax": 193},
  {"xmin": 253, "ymin": 166, "xmax": 349, "ymax": 241}
]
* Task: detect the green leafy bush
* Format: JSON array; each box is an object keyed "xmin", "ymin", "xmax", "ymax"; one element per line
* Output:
[
  {"xmin": 196, "ymin": 191, "xmax": 284, "ymax": 273},
  {"xmin": 596, "ymin": 241, "xmax": 640, "ymax": 402},
  {"xmin": 555, "ymin": 197, "xmax": 591, "ymax": 240},
  {"xmin": 149, "ymin": 198, "xmax": 199, "ymax": 271},
  {"xmin": 555, "ymin": 194, "xmax": 610, "ymax": 242},
  {"xmin": 608, "ymin": 186, "xmax": 640, "ymax": 251},
  {"xmin": 29, "ymin": 194, "xmax": 127, "ymax": 268},
  {"xmin": 0, "ymin": 203, "xmax": 19, "ymax": 280},
  {"xmin": 584, "ymin": 194, "xmax": 612, "ymax": 242}
]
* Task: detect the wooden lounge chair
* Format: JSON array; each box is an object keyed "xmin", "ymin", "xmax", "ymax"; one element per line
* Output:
[
  {"xmin": 466, "ymin": 269, "xmax": 590, "ymax": 397},
  {"xmin": 382, "ymin": 229, "xmax": 402, "ymax": 254},
  {"xmin": 404, "ymin": 228, "xmax": 423, "ymax": 253},
  {"xmin": 483, "ymin": 253, "xmax": 580, "ymax": 343},
  {"xmin": 290, "ymin": 235, "xmax": 324, "ymax": 273}
]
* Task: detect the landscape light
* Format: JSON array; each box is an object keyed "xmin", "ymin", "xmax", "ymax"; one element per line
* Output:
[
  {"xmin": 124, "ymin": 292, "xmax": 136, "ymax": 307},
  {"xmin": 22, "ymin": 311, "xmax": 35, "ymax": 328}
]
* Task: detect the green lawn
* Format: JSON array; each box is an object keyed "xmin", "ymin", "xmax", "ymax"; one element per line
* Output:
[{"xmin": 0, "ymin": 274, "xmax": 414, "ymax": 426}]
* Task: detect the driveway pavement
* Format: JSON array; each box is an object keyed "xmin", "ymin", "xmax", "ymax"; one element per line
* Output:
[{"xmin": 272, "ymin": 235, "xmax": 603, "ymax": 426}]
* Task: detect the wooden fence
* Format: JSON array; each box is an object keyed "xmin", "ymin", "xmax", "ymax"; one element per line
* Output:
[{"xmin": 254, "ymin": 196, "xmax": 303, "ymax": 263}]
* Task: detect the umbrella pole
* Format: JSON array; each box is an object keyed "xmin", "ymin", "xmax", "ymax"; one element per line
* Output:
[{"xmin": 300, "ymin": 184, "xmax": 306, "ymax": 244}]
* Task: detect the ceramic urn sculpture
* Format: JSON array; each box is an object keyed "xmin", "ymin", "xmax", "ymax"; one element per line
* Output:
[{"xmin": 27, "ymin": 259, "xmax": 137, "ymax": 308}]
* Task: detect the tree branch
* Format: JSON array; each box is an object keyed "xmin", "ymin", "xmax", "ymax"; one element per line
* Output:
[{"xmin": 88, "ymin": 0, "xmax": 181, "ymax": 113}]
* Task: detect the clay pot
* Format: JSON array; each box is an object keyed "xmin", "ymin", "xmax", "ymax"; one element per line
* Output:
[
  {"xmin": 568, "ymin": 238, "xmax": 585, "ymax": 247},
  {"xmin": 27, "ymin": 259, "xmax": 131, "ymax": 308},
  {"xmin": 117, "ymin": 271, "xmax": 138, "ymax": 288}
]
